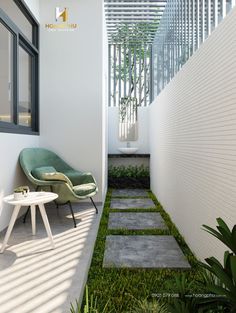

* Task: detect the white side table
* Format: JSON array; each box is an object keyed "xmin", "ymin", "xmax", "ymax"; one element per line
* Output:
[{"xmin": 0, "ymin": 192, "xmax": 58, "ymax": 253}]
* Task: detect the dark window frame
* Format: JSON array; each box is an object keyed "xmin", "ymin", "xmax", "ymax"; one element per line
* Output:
[{"xmin": 0, "ymin": 0, "xmax": 39, "ymax": 135}]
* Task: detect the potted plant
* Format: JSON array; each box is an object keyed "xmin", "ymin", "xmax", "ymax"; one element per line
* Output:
[{"xmin": 14, "ymin": 186, "xmax": 29, "ymax": 200}]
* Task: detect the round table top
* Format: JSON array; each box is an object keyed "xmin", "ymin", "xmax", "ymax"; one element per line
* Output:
[{"xmin": 3, "ymin": 192, "xmax": 58, "ymax": 206}]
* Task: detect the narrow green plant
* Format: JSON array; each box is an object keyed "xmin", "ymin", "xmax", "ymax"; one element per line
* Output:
[
  {"xmin": 165, "ymin": 274, "xmax": 202, "ymax": 313},
  {"xmin": 172, "ymin": 274, "xmax": 194, "ymax": 298},
  {"xmin": 70, "ymin": 286, "xmax": 109, "ymax": 313},
  {"xmin": 128, "ymin": 298, "xmax": 169, "ymax": 313}
]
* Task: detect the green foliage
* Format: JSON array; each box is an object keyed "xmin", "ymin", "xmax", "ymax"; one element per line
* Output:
[
  {"xmin": 164, "ymin": 274, "xmax": 200, "ymax": 313},
  {"xmin": 167, "ymin": 274, "xmax": 195, "ymax": 299},
  {"xmin": 201, "ymin": 252, "xmax": 236, "ymax": 310},
  {"xmin": 108, "ymin": 165, "xmax": 149, "ymax": 178},
  {"xmin": 168, "ymin": 300, "xmax": 197, "ymax": 313},
  {"xmin": 200, "ymin": 218, "xmax": 236, "ymax": 312},
  {"xmin": 119, "ymin": 97, "xmax": 138, "ymax": 122},
  {"xmin": 110, "ymin": 39, "xmax": 152, "ymax": 105},
  {"xmin": 128, "ymin": 298, "xmax": 169, "ymax": 313},
  {"xmin": 164, "ymin": 272, "xmax": 228, "ymax": 313},
  {"xmin": 202, "ymin": 218, "xmax": 236, "ymax": 254},
  {"xmin": 70, "ymin": 286, "xmax": 108, "ymax": 313}
]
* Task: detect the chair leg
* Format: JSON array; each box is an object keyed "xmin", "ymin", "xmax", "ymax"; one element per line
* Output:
[
  {"xmin": 90, "ymin": 197, "xmax": 98, "ymax": 214},
  {"xmin": 23, "ymin": 206, "xmax": 30, "ymax": 223},
  {"xmin": 68, "ymin": 201, "xmax": 77, "ymax": 228}
]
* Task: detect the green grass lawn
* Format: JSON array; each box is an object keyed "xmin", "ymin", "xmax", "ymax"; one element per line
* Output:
[{"xmin": 85, "ymin": 190, "xmax": 204, "ymax": 312}]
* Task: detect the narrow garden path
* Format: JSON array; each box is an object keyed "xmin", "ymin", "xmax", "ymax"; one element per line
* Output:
[
  {"xmin": 103, "ymin": 189, "xmax": 190, "ymax": 269},
  {"xmin": 86, "ymin": 189, "xmax": 201, "ymax": 312}
]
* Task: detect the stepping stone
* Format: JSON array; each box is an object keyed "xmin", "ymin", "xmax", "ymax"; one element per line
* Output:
[
  {"xmin": 108, "ymin": 212, "xmax": 167, "ymax": 230},
  {"xmin": 103, "ymin": 235, "xmax": 191, "ymax": 269},
  {"xmin": 112, "ymin": 189, "xmax": 148, "ymax": 197},
  {"xmin": 110, "ymin": 198, "xmax": 155, "ymax": 209}
]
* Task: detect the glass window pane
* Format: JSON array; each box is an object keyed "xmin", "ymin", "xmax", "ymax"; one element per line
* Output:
[
  {"xmin": 0, "ymin": 22, "xmax": 13, "ymax": 123},
  {"xmin": 19, "ymin": 46, "xmax": 31, "ymax": 127},
  {"xmin": 0, "ymin": 0, "xmax": 32, "ymax": 42}
]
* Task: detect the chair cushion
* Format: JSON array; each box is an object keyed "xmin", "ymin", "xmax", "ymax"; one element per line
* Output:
[
  {"xmin": 73, "ymin": 183, "xmax": 97, "ymax": 197},
  {"xmin": 32, "ymin": 166, "xmax": 73, "ymax": 187},
  {"xmin": 32, "ymin": 166, "xmax": 56, "ymax": 179},
  {"xmin": 63, "ymin": 169, "xmax": 92, "ymax": 186}
]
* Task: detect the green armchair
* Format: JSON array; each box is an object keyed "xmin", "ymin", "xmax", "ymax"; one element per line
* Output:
[{"xmin": 19, "ymin": 148, "xmax": 98, "ymax": 227}]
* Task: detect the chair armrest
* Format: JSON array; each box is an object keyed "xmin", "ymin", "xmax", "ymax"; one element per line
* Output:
[{"xmin": 64, "ymin": 171, "xmax": 96, "ymax": 186}]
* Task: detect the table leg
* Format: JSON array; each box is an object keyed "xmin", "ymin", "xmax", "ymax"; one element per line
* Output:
[
  {"xmin": 0, "ymin": 205, "xmax": 21, "ymax": 253},
  {"xmin": 38, "ymin": 203, "xmax": 55, "ymax": 249},
  {"xmin": 31, "ymin": 205, "xmax": 36, "ymax": 235}
]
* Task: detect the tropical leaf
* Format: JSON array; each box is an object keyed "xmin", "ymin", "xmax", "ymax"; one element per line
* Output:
[
  {"xmin": 203, "ymin": 219, "xmax": 236, "ymax": 254},
  {"xmin": 204, "ymin": 257, "xmax": 236, "ymax": 292},
  {"xmin": 202, "ymin": 224, "xmax": 223, "ymax": 240},
  {"xmin": 217, "ymin": 218, "xmax": 231, "ymax": 235},
  {"xmin": 230, "ymin": 256, "xmax": 236, "ymax": 285},
  {"xmin": 232, "ymin": 225, "xmax": 236, "ymax": 248},
  {"xmin": 224, "ymin": 251, "xmax": 233, "ymax": 277},
  {"xmin": 207, "ymin": 284, "xmax": 235, "ymax": 303}
]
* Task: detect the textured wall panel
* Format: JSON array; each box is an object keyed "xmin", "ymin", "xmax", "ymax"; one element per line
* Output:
[{"xmin": 149, "ymin": 7, "xmax": 236, "ymax": 261}]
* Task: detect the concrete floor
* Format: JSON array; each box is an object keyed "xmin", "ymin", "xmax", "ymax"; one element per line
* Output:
[{"xmin": 0, "ymin": 202, "xmax": 102, "ymax": 313}]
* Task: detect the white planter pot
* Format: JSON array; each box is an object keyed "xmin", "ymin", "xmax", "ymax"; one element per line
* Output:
[{"xmin": 14, "ymin": 192, "xmax": 25, "ymax": 200}]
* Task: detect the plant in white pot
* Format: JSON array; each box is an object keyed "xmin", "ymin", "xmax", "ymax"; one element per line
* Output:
[{"xmin": 14, "ymin": 186, "xmax": 29, "ymax": 200}]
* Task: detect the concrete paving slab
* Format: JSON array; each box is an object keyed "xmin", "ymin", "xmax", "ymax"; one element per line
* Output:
[
  {"xmin": 108, "ymin": 212, "xmax": 167, "ymax": 230},
  {"xmin": 110, "ymin": 198, "xmax": 155, "ymax": 209},
  {"xmin": 112, "ymin": 189, "xmax": 148, "ymax": 197},
  {"xmin": 103, "ymin": 235, "xmax": 191, "ymax": 269}
]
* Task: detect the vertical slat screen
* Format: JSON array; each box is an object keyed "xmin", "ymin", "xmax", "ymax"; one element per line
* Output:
[
  {"xmin": 118, "ymin": 45, "xmax": 121, "ymax": 103},
  {"xmin": 109, "ymin": 44, "xmax": 151, "ymax": 107},
  {"xmin": 113, "ymin": 45, "xmax": 116, "ymax": 107},
  {"xmin": 152, "ymin": 0, "xmax": 233, "ymax": 98}
]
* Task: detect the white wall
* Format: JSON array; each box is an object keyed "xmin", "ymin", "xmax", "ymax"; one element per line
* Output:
[
  {"xmin": 149, "ymin": 7, "xmax": 236, "ymax": 262},
  {"xmin": 102, "ymin": 9, "xmax": 108, "ymax": 201},
  {"xmin": 39, "ymin": 0, "xmax": 107, "ymax": 202},
  {"xmin": 0, "ymin": 0, "xmax": 40, "ymax": 232},
  {"xmin": 0, "ymin": 134, "xmax": 39, "ymax": 231},
  {"xmin": 108, "ymin": 106, "xmax": 150, "ymax": 154}
]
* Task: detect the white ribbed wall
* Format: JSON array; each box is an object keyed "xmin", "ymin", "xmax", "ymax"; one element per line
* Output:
[{"xmin": 149, "ymin": 7, "xmax": 236, "ymax": 261}]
